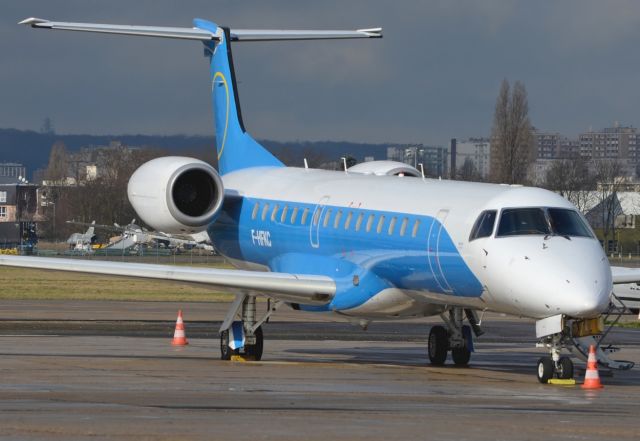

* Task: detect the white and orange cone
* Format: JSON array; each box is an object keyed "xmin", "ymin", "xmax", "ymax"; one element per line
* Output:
[
  {"xmin": 171, "ymin": 310, "xmax": 189, "ymax": 346},
  {"xmin": 582, "ymin": 344, "xmax": 603, "ymax": 389}
]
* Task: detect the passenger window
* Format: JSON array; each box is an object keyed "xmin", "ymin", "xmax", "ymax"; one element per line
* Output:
[
  {"xmin": 252, "ymin": 202, "xmax": 260, "ymax": 220},
  {"xmin": 323, "ymin": 209, "xmax": 332, "ymax": 227},
  {"xmin": 355, "ymin": 213, "xmax": 364, "ymax": 231},
  {"xmin": 312, "ymin": 208, "xmax": 321, "ymax": 226},
  {"xmin": 388, "ymin": 217, "xmax": 397, "ymax": 235},
  {"xmin": 334, "ymin": 210, "xmax": 343, "ymax": 228},
  {"xmin": 411, "ymin": 219, "xmax": 420, "ymax": 238},
  {"xmin": 469, "ymin": 210, "xmax": 497, "ymax": 241},
  {"xmin": 366, "ymin": 214, "xmax": 375, "ymax": 232},
  {"xmin": 400, "ymin": 217, "xmax": 408, "ymax": 236},
  {"xmin": 344, "ymin": 212, "xmax": 353, "ymax": 230},
  {"xmin": 291, "ymin": 207, "xmax": 299, "ymax": 224},
  {"xmin": 280, "ymin": 206, "xmax": 288, "ymax": 223},
  {"xmin": 302, "ymin": 208, "xmax": 310, "ymax": 225},
  {"xmin": 376, "ymin": 215, "xmax": 386, "ymax": 234},
  {"xmin": 261, "ymin": 203, "xmax": 270, "ymax": 221},
  {"xmin": 271, "ymin": 204, "xmax": 279, "ymax": 222}
]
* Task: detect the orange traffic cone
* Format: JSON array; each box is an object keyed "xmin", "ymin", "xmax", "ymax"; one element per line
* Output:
[
  {"xmin": 582, "ymin": 345, "xmax": 603, "ymax": 389},
  {"xmin": 171, "ymin": 310, "xmax": 189, "ymax": 346}
]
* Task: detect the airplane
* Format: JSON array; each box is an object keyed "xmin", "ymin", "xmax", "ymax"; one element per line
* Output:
[
  {"xmin": 66, "ymin": 219, "xmax": 213, "ymax": 251},
  {"xmin": 2, "ymin": 16, "xmax": 639, "ymax": 383},
  {"xmin": 65, "ymin": 220, "xmax": 96, "ymax": 251}
]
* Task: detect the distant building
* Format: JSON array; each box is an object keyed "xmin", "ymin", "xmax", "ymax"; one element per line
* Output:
[
  {"xmin": 454, "ymin": 138, "xmax": 491, "ymax": 179},
  {"xmin": 578, "ymin": 123, "xmax": 639, "ymax": 161},
  {"xmin": 65, "ymin": 141, "xmax": 140, "ymax": 183},
  {"xmin": 363, "ymin": 156, "xmax": 375, "ymax": 162},
  {"xmin": 386, "ymin": 144, "xmax": 448, "ymax": 177},
  {"xmin": 0, "ymin": 163, "xmax": 26, "ymax": 180},
  {"xmin": 0, "ymin": 181, "xmax": 39, "ymax": 249}
]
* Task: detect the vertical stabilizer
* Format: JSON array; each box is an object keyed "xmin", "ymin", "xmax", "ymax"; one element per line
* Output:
[{"xmin": 194, "ymin": 19, "xmax": 283, "ymax": 175}]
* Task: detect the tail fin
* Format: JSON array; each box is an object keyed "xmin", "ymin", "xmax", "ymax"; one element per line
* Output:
[
  {"xmin": 86, "ymin": 221, "xmax": 95, "ymax": 237},
  {"xmin": 194, "ymin": 19, "xmax": 283, "ymax": 175}
]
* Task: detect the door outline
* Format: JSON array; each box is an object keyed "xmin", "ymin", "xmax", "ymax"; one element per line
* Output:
[
  {"xmin": 427, "ymin": 209, "xmax": 454, "ymax": 293},
  {"xmin": 309, "ymin": 196, "xmax": 330, "ymax": 248}
]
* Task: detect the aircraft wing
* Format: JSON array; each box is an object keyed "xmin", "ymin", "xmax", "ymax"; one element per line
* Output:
[
  {"xmin": 610, "ymin": 266, "xmax": 640, "ymax": 284},
  {"xmin": 0, "ymin": 256, "xmax": 335, "ymax": 305}
]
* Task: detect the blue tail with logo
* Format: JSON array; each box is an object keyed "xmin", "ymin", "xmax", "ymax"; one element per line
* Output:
[{"xmin": 194, "ymin": 19, "xmax": 283, "ymax": 175}]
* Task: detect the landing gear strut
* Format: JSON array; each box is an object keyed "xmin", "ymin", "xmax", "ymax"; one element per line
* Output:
[
  {"xmin": 219, "ymin": 295, "xmax": 280, "ymax": 361},
  {"xmin": 536, "ymin": 324, "xmax": 574, "ymax": 383},
  {"xmin": 428, "ymin": 308, "xmax": 481, "ymax": 366}
]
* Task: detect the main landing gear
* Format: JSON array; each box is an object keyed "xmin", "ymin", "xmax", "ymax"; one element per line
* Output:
[
  {"xmin": 428, "ymin": 308, "xmax": 483, "ymax": 367},
  {"xmin": 219, "ymin": 295, "xmax": 281, "ymax": 361}
]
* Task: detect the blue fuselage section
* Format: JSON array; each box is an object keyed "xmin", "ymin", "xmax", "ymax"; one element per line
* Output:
[{"xmin": 208, "ymin": 196, "xmax": 483, "ymax": 312}]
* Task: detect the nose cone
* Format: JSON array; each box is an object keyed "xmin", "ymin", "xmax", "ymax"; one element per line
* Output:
[{"xmin": 487, "ymin": 237, "xmax": 612, "ymax": 318}]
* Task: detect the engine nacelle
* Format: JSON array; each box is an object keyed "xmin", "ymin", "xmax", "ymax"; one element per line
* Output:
[
  {"xmin": 347, "ymin": 160, "xmax": 422, "ymax": 177},
  {"xmin": 127, "ymin": 156, "xmax": 224, "ymax": 234}
]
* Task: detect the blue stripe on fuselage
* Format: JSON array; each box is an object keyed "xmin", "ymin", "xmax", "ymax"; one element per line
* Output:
[{"xmin": 208, "ymin": 197, "xmax": 483, "ymax": 309}]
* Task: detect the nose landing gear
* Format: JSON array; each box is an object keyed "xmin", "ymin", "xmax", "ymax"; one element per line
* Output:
[{"xmin": 536, "ymin": 317, "xmax": 575, "ymax": 383}]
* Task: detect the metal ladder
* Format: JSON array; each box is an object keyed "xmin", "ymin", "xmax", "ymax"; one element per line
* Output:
[{"xmin": 569, "ymin": 293, "xmax": 635, "ymax": 371}]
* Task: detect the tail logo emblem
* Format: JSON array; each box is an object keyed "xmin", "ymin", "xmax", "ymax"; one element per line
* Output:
[{"xmin": 212, "ymin": 71, "xmax": 229, "ymax": 160}]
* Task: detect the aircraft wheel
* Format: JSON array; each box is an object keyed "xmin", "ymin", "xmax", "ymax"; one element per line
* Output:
[
  {"xmin": 244, "ymin": 326, "xmax": 264, "ymax": 361},
  {"xmin": 451, "ymin": 346, "xmax": 471, "ymax": 366},
  {"xmin": 557, "ymin": 356, "xmax": 574, "ymax": 379},
  {"xmin": 537, "ymin": 356, "xmax": 554, "ymax": 383},
  {"xmin": 220, "ymin": 329, "xmax": 234, "ymax": 360},
  {"xmin": 428, "ymin": 325, "xmax": 449, "ymax": 365}
]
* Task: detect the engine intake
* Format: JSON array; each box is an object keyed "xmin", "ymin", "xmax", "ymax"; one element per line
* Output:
[{"xmin": 128, "ymin": 157, "xmax": 224, "ymax": 233}]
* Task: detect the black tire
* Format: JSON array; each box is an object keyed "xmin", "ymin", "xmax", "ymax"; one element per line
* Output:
[
  {"xmin": 537, "ymin": 356, "xmax": 554, "ymax": 383},
  {"xmin": 245, "ymin": 326, "xmax": 264, "ymax": 361},
  {"xmin": 451, "ymin": 346, "xmax": 471, "ymax": 366},
  {"xmin": 557, "ymin": 357, "xmax": 574, "ymax": 379},
  {"xmin": 220, "ymin": 329, "xmax": 233, "ymax": 361},
  {"xmin": 428, "ymin": 325, "xmax": 449, "ymax": 365}
]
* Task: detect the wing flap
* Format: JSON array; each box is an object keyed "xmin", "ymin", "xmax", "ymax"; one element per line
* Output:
[{"xmin": 0, "ymin": 256, "xmax": 335, "ymax": 305}]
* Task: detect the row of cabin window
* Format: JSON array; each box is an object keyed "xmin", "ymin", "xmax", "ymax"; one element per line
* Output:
[{"xmin": 251, "ymin": 202, "xmax": 421, "ymax": 237}]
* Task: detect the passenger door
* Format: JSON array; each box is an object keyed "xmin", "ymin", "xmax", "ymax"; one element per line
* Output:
[
  {"xmin": 427, "ymin": 209, "xmax": 453, "ymax": 293},
  {"xmin": 309, "ymin": 196, "xmax": 330, "ymax": 248}
]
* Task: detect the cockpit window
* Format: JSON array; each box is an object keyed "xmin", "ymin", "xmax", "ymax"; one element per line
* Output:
[
  {"xmin": 496, "ymin": 207, "xmax": 595, "ymax": 238},
  {"xmin": 469, "ymin": 210, "xmax": 497, "ymax": 241},
  {"xmin": 497, "ymin": 208, "xmax": 550, "ymax": 237},
  {"xmin": 547, "ymin": 208, "xmax": 593, "ymax": 238}
]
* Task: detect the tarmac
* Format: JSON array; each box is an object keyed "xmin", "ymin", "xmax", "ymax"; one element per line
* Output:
[{"xmin": 0, "ymin": 300, "xmax": 639, "ymax": 440}]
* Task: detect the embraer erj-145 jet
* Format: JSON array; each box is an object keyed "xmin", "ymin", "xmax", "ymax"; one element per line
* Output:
[{"xmin": 4, "ymin": 17, "xmax": 638, "ymax": 383}]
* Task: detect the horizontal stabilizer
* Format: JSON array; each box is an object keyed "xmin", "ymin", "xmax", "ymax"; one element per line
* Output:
[
  {"xmin": 19, "ymin": 18, "xmax": 382, "ymax": 42},
  {"xmin": 19, "ymin": 17, "xmax": 218, "ymax": 41},
  {"xmin": 230, "ymin": 28, "xmax": 382, "ymax": 41},
  {"xmin": 0, "ymin": 255, "xmax": 335, "ymax": 305}
]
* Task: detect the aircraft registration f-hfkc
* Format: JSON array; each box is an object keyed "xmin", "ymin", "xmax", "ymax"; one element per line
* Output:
[{"xmin": 4, "ymin": 16, "xmax": 638, "ymax": 382}]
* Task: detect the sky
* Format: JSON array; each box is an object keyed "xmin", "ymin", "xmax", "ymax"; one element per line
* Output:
[{"xmin": 2, "ymin": 0, "xmax": 640, "ymax": 146}]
